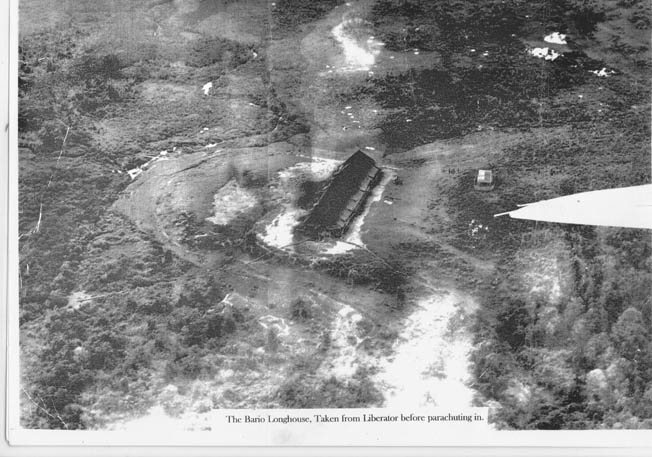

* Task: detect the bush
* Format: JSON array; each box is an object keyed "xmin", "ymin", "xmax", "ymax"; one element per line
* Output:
[
  {"xmin": 290, "ymin": 297, "xmax": 312, "ymax": 320},
  {"xmin": 277, "ymin": 369, "xmax": 382, "ymax": 408},
  {"xmin": 86, "ymin": 330, "xmax": 126, "ymax": 370},
  {"xmin": 185, "ymin": 37, "xmax": 255, "ymax": 68},
  {"xmin": 72, "ymin": 54, "xmax": 123, "ymax": 80},
  {"xmin": 172, "ymin": 305, "xmax": 239, "ymax": 347},
  {"xmin": 495, "ymin": 299, "xmax": 531, "ymax": 350},
  {"xmin": 164, "ymin": 347, "xmax": 214, "ymax": 380},
  {"xmin": 272, "ymin": 0, "xmax": 342, "ymax": 34},
  {"xmin": 612, "ymin": 308, "xmax": 648, "ymax": 360},
  {"xmin": 315, "ymin": 253, "xmax": 408, "ymax": 295}
]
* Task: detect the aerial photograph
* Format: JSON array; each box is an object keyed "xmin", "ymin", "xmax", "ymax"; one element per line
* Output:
[{"xmin": 17, "ymin": 0, "xmax": 651, "ymax": 431}]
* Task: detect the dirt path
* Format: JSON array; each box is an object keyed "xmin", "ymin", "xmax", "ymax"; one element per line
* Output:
[
  {"xmin": 309, "ymin": 284, "xmax": 483, "ymax": 410},
  {"xmin": 374, "ymin": 289, "xmax": 479, "ymax": 408},
  {"xmin": 279, "ymin": 0, "xmax": 389, "ymax": 152}
]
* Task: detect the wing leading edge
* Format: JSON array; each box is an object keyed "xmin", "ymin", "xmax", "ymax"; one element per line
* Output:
[{"xmin": 495, "ymin": 184, "xmax": 652, "ymax": 230}]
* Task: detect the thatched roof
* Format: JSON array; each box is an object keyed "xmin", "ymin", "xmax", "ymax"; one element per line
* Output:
[{"xmin": 299, "ymin": 150, "xmax": 381, "ymax": 237}]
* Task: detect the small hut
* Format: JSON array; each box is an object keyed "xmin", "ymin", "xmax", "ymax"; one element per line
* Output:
[{"xmin": 474, "ymin": 169, "xmax": 495, "ymax": 191}]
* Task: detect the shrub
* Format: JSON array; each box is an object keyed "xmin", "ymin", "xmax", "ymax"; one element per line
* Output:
[
  {"xmin": 185, "ymin": 37, "xmax": 255, "ymax": 68},
  {"xmin": 272, "ymin": 0, "xmax": 342, "ymax": 34},
  {"xmin": 290, "ymin": 297, "xmax": 312, "ymax": 320},
  {"xmin": 72, "ymin": 54, "xmax": 123, "ymax": 80},
  {"xmin": 277, "ymin": 369, "xmax": 382, "ymax": 408}
]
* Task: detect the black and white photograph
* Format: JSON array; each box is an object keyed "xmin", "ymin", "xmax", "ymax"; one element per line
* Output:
[{"xmin": 6, "ymin": 0, "xmax": 652, "ymax": 448}]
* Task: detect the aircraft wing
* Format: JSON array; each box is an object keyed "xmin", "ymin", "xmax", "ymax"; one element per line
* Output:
[{"xmin": 495, "ymin": 184, "xmax": 652, "ymax": 229}]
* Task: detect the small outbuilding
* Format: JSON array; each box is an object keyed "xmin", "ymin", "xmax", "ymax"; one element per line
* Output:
[{"xmin": 474, "ymin": 169, "xmax": 495, "ymax": 191}]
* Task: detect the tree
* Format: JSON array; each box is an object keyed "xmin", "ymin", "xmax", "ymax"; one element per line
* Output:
[
  {"xmin": 612, "ymin": 307, "xmax": 647, "ymax": 360},
  {"xmin": 496, "ymin": 298, "xmax": 531, "ymax": 349}
]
